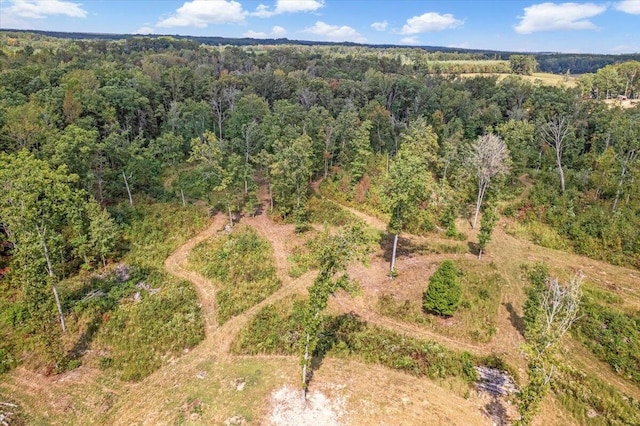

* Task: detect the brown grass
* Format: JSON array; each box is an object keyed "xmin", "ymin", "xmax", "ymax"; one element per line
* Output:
[{"xmin": 2, "ymin": 181, "xmax": 639, "ymax": 425}]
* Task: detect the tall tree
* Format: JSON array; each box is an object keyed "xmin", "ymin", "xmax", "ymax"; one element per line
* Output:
[
  {"xmin": 469, "ymin": 133, "xmax": 511, "ymax": 229},
  {"xmin": 300, "ymin": 225, "xmax": 369, "ymax": 397},
  {"xmin": 385, "ymin": 122, "xmax": 437, "ymax": 276},
  {"xmin": 540, "ymin": 116, "xmax": 572, "ymax": 193},
  {"xmin": 0, "ymin": 151, "xmax": 87, "ymax": 332},
  {"xmin": 270, "ymin": 134, "xmax": 313, "ymax": 218},
  {"xmin": 518, "ymin": 266, "xmax": 583, "ymax": 425}
]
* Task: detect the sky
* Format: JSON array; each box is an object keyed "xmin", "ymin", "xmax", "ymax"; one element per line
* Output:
[{"xmin": 1, "ymin": 0, "xmax": 639, "ymax": 54}]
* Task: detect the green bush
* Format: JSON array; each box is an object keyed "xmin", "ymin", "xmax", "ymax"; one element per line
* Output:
[{"xmin": 423, "ymin": 260, "xmax": 462, "ymax": 316}]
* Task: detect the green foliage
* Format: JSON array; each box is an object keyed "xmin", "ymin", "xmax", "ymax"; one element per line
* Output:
[
  {"xmin": 423, "ymin": 260, "xmax": 462, "ymax": 317},
  {"xmin": 306, "ymin": 196, "xmax": 359, "ymax": 227},
  {"xmin": 233, "ymin": 299, "xmax": 478, "ymax": 384},
  {"xmin": 97, "ymin": 279, "xmax": 204, "ymax": 381},
  {"xmin": 190, "ymin": 226, "xmax": 280, "ymax": 324},
  {"xmin": 509, "ymin": 55, "xmax": 537, "ymax": 75},
  {"xmin": 572, "ymin": 290, "xmax": 640, "ymax": 385}
]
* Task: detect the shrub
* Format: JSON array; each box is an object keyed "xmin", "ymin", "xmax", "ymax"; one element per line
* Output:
[{"xmin": 423, "ymin": 260, "xmax": 462, "ymax": 316}]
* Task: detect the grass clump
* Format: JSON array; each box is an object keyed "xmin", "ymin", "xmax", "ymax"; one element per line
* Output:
[
  {"xmin": 378, "ymin": 260, "xmax": 502, "ymax": 343},
  {"xmin": 552, "ymin": 365, "xmax": 640, "ymax": 425},
  {"xmin": 306, "ymin": 196, "xmax": 361, "ymax": 227},
  {"xmin": 572, "ymin": 287, "xmax": 640, "ymax": 386},
  {"xmin": 232, "ymin": 298, "xmax": 477, "ymax": 383},
  {"xmin": 189, "ymin": 226, "xmax": 280, "ymax": 324}
]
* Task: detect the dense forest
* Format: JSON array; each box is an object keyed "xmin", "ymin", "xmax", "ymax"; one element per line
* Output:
[{"xmin": 1, "ymin": 31, "xmax": 639, "ymax": 424}]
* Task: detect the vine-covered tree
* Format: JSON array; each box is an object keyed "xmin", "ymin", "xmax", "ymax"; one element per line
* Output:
[{"xmin": 518, "ymin": 265, "xmax": 583, "ymax": 425}]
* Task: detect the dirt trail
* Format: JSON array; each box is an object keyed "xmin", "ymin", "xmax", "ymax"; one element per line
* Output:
[{"xmin": 164, "ymin": 216, "xmax": 226, "ymax": 334}]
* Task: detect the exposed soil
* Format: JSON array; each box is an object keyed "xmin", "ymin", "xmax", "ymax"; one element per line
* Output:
[{"xmin": 3, "ymin": 179, "xmax": 640, "ymax": 425}]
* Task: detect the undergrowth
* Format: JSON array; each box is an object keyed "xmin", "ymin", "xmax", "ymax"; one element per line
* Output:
[
  {"xmin": 377, "ymin": 260, "xmax": 502, "ymax": 343},
  {"xmin": 552, "ymin": 365, "xmax": 640, "ymax": 425},
  {"xmin": 189, "ymin": 226, "xmax": 280, "ymax": 324},
  {"xmin": 572, "ymin": 286, "xmax": 640, "ymax": 386},
  {"xmin": 232, "ymin": 297, "xmax": 478, "ymax": 383}
]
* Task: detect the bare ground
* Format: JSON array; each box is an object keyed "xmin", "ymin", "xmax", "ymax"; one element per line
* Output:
[{"xmin": 2, "ymin": 180, "xmax": 639, "ymax": 424}]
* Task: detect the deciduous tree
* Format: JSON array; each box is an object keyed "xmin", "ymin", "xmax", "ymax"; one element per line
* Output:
[{"xmin": 469, "ymin": 133, "xmax": 510, "ymax": 229}]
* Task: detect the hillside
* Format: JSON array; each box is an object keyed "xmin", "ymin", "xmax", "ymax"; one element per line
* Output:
[{"xmin": 1, "ymin": 32, "xmax": 639, "ymax": 425}]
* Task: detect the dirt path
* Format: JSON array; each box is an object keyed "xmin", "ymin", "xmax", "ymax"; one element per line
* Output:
[{"xmin": 164, "ymin": 216, "xmax": 226, "ymax": 334}]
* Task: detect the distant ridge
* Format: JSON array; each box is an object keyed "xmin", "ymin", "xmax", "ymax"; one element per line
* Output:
[{"xmin": 2, "ymin": 28, "xmax": 639, "ymax": 74}]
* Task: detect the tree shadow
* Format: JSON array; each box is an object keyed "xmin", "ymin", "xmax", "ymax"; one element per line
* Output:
[
  {"xmin": 306, "ymin": 313, "xmax": 366, "ymax": 391},
  {"xmin": 483, "ymin": 396, "xmax": 510, "ymax": 426},
  {"xmin": 467, "ymin": 241, "xmax": 480, "ymax": 256},
  {"xmin": 379, "ymin": 233, "xmax": 420, "ymax": 263},
  {"xmin": 504, "ymin": 302, "xmax": 525, "ymax": 337}
]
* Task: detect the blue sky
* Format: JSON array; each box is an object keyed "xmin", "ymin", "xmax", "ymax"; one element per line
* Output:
[{"xmin": 1, "ymin": 0, "xmax": 639, "ymax": 53}]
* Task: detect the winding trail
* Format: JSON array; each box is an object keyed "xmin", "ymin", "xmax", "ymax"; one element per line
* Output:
[{"xmin": 4, "ymin": 177, "xmax": 639, "ymax": 425}]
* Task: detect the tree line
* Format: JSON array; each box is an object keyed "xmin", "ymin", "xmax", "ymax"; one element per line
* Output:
[{"xmin": 1, "ymin": 32, "xmax": 639, "ymax": 374}]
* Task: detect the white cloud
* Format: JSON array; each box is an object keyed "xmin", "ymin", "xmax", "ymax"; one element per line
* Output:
[
  {"xmin": 400, "ymin": 12, "xmax": 463, "ymax": 34},
  {"xmin": 448, "ymin": 42, "xmax": 470, "ymax": 49},
  {"xmin": 243, "ymin": 30, "xmax": 268, "ymax": 38},
  {"xmin": 303, "ymin": 21, "xmax": 366, "ymax": 43},
  {"xmin": 2, "ymin": 0, "xmax": 87, "ymax": 20},
  {"xmin": 135, "ymin": 26, "xmax": 155, "ymax": 35},
  {"xmin": 252, "ymin": 0, "xmax": 324, "ymax": 17},
  {"xmin": 514, "ymin": 2, "xmax": 606, "ymax": 34},
  {"xmin": 371, "ymin": 20, "xmax": 388, "ymax": 31},
  {"xmin": 157, "ymin": 0, "xmax": 246, "ymax": 28},
  {"xmin": 252, "ymin": 4, "xmax": 274, "ymax": 18},
  {"xmin": 271, "ymin": 25, "xmax": 287, "ymax": 37},
  {"xmin": 243, "ymin": 25, "xmax": 288, "ymax": 39},
  {"xmin": 611, "ymin": 44, "xmax": 640, "ymax": 53},
  {"xmin": 615, "ymin": 0, "xmax": 640, "ymax": 14},
  {"xmin": 400, "ymin": 36, "xmax": 421, "ymax": 45},
  {"xmin": 275, "ymin": 0, "xmax": 324, "ymax": 14}
]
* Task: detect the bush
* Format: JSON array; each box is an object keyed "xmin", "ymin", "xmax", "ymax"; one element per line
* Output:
[{"xmin": 423, "ymin": 260, "xmax": 462, "ymax": 316}]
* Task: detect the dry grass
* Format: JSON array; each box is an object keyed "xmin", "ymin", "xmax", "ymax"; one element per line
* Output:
[
  {"xmin": 2, "ymin": 182, "xmax": 639, "ymax": 425},
  {"xmin": 459, "ymin": 72, "xmax": 578, "ymax": 87}
]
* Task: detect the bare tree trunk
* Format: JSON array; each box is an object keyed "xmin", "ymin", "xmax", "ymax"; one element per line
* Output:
[
  {"xmin": 478, "ymin": 247, "xmax": 483, "ymax": 260},
  {"xmin": 269, "ymin": 182, "xmax": 274, "ymax": 212},
  {"xmin": 390, "ymin": 233, "xmax": 399, "ymax": 278},
  {"xmin": 301, "ymin": 332, "xmax": 310, "ymax": 400},
  {"xmin": 37, "ymin": 226, "xmax": 66, "ymax": 332},
  {"xmin": 122, "ymin": 171, "xmax": 133, "ymax": 207},
  {"xmin": 612, "ymin": 150, "xmax": 636, "ymax": 213},
  {"xmin": 181, "ymin": 188, "xmax": 186, "ymax": 207},
  {"xmin": 473, "ymin": 180, "xmax": 487, "ymax": 229}
]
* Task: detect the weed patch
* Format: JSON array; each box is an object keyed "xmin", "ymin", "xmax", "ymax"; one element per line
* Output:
[
  {"xmin": 552, "ymin": 365, "xmax": 640, "ymax": 425},
  {"xmin": 189, "ymin": 226, "xmax": 280, "ymax": 324},
  {"xmin": 572, "ymin": 288, "xmax": 640, "ymax": 386},
  {"xmin": 378, "ymin": 260, "xmax": 502, "ymax": 343}
]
